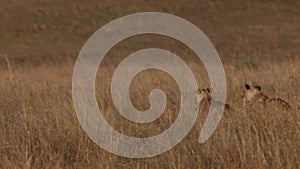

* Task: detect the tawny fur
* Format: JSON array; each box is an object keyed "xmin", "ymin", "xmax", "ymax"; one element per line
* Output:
[
  {"xmin": 242, "ymin": 84, "xmax": 291, "ymax": 109},
  {"xmin": 196, "ymin": 88, "xmax": 232, "ymax": 111}
]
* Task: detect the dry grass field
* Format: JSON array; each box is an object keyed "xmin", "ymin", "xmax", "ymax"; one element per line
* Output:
[{"xmin": 0, "ymin": 0, "xmax": 299, "ymax": 168}]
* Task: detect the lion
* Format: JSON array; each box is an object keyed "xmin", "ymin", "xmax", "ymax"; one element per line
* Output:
[
  {"xmin": 241, "ymin": 83, "xmax": 291, "ymax": 111},
  {"xmin": 196, "ymin": 87, "xmax": 232, "ymax": 111}
]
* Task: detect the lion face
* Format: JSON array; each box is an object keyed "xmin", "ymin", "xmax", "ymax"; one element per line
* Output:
[
  {"xmin": 197, "ymin": 88, "xmax": 212, "ymax": 104},
  {"xmin": 241, "ymin": 84, "xmax": 262, "ymax": 104}
]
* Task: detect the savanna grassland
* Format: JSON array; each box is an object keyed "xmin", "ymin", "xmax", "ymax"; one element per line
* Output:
[{"xmin": 0, "ymin": 0, "xmax": 299, "ymax": 168}]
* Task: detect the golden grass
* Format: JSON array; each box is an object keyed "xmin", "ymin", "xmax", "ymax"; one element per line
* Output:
[
  {"xmin": 0, "ymin": 53, "xmax": 299, "ymax": 168},
  {"xmin": 0, "ymin": 0, "xmax": 299, "ymax": 168}
]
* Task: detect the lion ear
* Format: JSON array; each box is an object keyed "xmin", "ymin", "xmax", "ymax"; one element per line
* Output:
[
  {"xmin": 198, "ymin": 88, "xmax": 204, "ymax": 93},
  {"xmin": 245, "ymin": 84, "xmax": 250, "ymax": 89},
  {"xmin": 254, "ymin": 85, "xmax": 261, "ymax": 91}
]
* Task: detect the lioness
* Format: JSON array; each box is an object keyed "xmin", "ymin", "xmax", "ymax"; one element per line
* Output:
[
  {"xmin": 196, "ymin": 88, "xmax": 232, "ymax": 111},
  {"xmin": 242, "ymin": 84, "xmax": 291, "ymax": 110}
]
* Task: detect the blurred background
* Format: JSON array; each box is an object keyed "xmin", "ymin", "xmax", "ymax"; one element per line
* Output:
[{"xmin": 1, "ymin": 0, "xmax": 299, "ymax": 59}]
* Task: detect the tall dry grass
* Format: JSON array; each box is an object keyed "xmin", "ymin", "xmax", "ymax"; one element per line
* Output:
[
  {"xmin": 0, "ymin": 1, "xmax": 299, "ymax": 168},
  {"xmin": 0, "ymin": 51, "xmax": 299, "ymax": 168}
]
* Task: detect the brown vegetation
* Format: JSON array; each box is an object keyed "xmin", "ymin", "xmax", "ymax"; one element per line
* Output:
[{"xmin": 0, "ymin": 0, "xmax": 299, "ymax": 168}]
